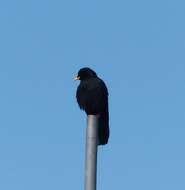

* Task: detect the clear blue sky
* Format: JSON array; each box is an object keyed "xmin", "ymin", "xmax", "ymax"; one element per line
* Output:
[{"xmin": 0, "ymin": 0, "xmax": 185, "ymax": 189}]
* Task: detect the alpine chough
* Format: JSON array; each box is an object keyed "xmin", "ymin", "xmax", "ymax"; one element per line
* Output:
[{"xmin": 74, "ymin": 67, "xmax": 109, "ymax": 145}]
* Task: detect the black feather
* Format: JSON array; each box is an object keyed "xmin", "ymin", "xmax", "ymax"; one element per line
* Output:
[{"xmin": 75, "ymin": 68, "xmax": 109, "ymax": 145}]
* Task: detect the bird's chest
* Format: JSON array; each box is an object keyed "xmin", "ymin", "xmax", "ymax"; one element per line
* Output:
[
  {"xmin": 79, "ymin": 80, "xmax": 97, "ymax": 92},
  {"xmin": 77, "ymin": 81, "xmax": 97, "ymax": 105},
  {"xmin": 77, "ymin": 84, "xmax": 93, "ymax": 99}
]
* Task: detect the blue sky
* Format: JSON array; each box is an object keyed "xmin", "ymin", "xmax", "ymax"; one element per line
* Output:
[{"xmin": 0, "ymin": 0, "xmax": 185, "ymax": 189}]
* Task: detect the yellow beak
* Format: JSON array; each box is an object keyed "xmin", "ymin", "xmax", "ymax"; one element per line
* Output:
[{"xmin": 74, "ymin": 76, "xmax": 80, "ymax": 81}]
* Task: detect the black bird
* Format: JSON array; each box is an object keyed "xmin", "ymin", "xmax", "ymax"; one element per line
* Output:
[{"xmin": 75, "ymin": 68, "xmax": 109, "ymax": 145}]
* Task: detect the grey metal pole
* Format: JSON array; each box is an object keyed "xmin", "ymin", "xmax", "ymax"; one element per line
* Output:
[{"xmin": 85, "ymin": 115, "xmax": 98, "ymax": 190}]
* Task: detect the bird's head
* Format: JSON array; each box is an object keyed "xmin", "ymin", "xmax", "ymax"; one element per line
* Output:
[{"xmin": 74, "ymin": 67, "xmax": 97, "ymax": 81}]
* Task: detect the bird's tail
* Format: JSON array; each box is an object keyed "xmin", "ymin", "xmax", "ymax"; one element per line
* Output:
[{"xmin": 98, "ymin": 112, "xmax": 109, "ymax": 145}]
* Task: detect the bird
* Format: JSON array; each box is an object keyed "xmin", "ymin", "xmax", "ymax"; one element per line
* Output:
[{"xmin": 74, "ymin": 67, "xmax": 109, "ymax": 145}]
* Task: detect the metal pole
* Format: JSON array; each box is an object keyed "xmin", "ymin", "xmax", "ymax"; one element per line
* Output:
[{"xmin": 85, "ymin": 115, "xmax": 98, "ymax": 190}]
